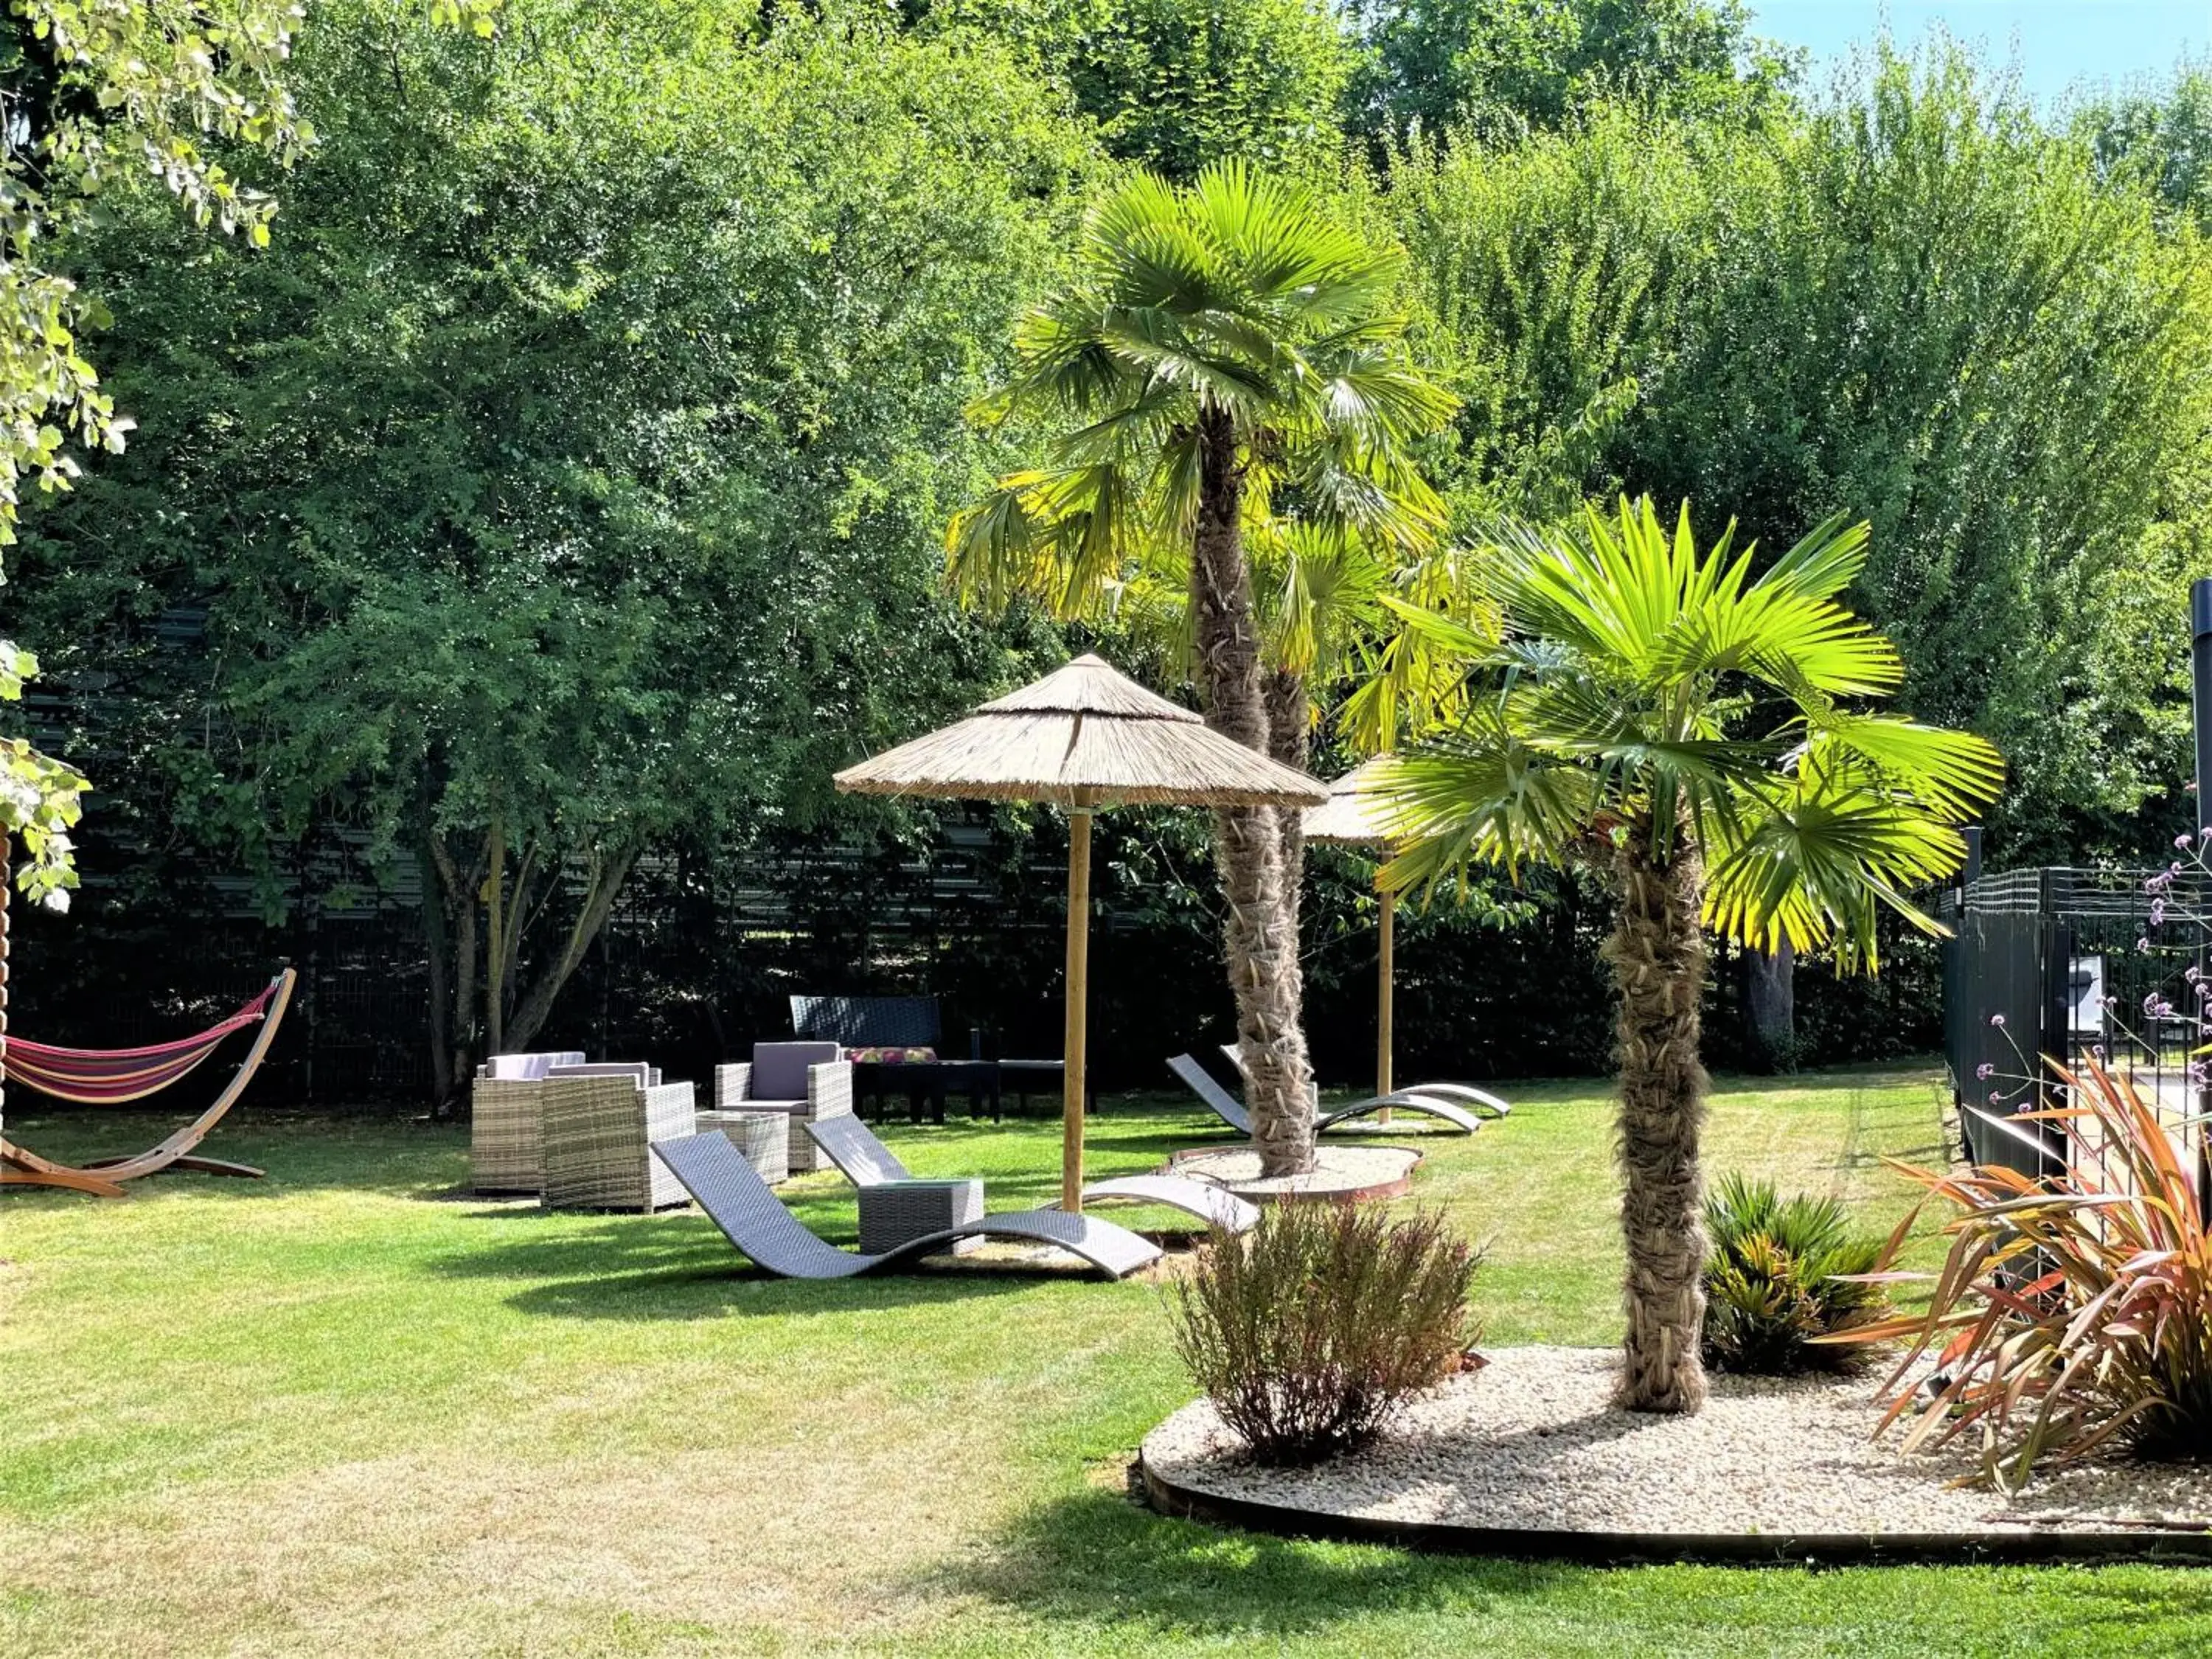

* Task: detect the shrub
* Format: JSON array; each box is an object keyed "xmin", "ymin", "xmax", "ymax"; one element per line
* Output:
[
  {"xmin": 1165, "ymin": 1200, "xmax": 1479, "ymax": 1467},
  {"xmin": 1835, "ymin": 1059, "xmax": 2212, "ymax": 1489},
  {"xmin": 1700, "ymin": 1173, "xmax": 1896, "ymax": 1374}
]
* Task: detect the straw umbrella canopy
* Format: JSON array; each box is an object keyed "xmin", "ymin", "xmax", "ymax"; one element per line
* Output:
[
  {"xmin": 1304, "ymin": 757, "xmax": 1411, "ymax": 1105},
  {"xmin": 835, "ymin": 654, "xmax": 1326, "ymax": 1210}
]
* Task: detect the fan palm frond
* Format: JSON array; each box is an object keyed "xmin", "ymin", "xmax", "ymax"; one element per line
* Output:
[{"xmin": 1369, "ymin": 496, "xmax": 2003, "ymax": 959}]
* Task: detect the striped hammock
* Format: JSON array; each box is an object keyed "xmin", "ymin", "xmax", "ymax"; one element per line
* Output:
[{"xmin": 4, "ymin": 984, "xmax": 281, "ymax": 1105}]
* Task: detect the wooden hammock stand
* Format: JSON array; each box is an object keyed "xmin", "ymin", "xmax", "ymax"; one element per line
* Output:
[{"xmin": 0, "ymin": 845, "xmax": 296, "ymax": 1198}]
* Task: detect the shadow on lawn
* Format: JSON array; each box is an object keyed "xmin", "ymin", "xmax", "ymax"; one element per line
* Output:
[
  {"xmin": 943, "ymin": 1484, "xmax": 2212, "ymax": 1649},
  {"xmin": 422, "ymin": 1210, "xmax": 1094, "ymax": 1320},
  {"xmin": 933, "ymin": 1484, "xmax": 1579, "ymax": 1638},
  {"xmin": 1, "ymin": 1112, "xmax": 466, "ymax": 1200}
]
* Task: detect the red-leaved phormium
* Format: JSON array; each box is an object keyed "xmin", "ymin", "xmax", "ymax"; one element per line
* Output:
[{"xmin": 1825, "ymin": 1057, "xmax": 2212, "ymax": 1489}]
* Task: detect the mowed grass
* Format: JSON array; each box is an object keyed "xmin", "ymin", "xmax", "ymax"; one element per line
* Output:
[{"xmin": 4, "ymin": 1064, "xmax": 2210, "ymax": 1657}]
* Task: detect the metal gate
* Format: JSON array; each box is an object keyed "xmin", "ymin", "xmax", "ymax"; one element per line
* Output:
[
  {"xmin": 1942, "ymin": 866, "xmax": 2209, "ymax": 1186},
  {"xmin": 1942, "ymin": 905, "xmax": 2068, "ymax": 1178}
]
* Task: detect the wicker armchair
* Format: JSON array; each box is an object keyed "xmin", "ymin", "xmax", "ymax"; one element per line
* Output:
[
  {"xmin": 471, "ymin": 1078, "xmax": 548, "ymax": 1194},
  {"xmin": 540, "ymin": 1073, "xmax": 697, "ymax": 1211},
  {"xmin": 470, "ymin": 1052, "xmax": 588, "ymax": 1194},
  {"xmin": 715, "ymin": 1041, "xmax": 852, "ymax": 1173}
]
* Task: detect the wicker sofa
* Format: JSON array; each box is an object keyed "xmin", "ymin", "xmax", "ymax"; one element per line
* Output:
[
  {"xmin": 714, "ymin": 1042, "xmax": 853, "ymax": 1174},
  {"xmin": 788, "ymin": 995, "xmax": 946, "ymax": 1056}
]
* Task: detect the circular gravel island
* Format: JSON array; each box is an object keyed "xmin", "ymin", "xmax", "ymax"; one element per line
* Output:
[
  {"xmin": 1140, "ymin": 1346, "xmax": 2212, "ymax": 1564},
  {"xmin": 1166, "ymin": 1143, "xmax": 1422, "ymax": 1202}
]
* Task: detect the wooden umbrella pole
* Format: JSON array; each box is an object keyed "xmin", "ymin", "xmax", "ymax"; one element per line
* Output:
[
  {"xmin": 1376, "ymin": 881, "xmax": 1394, "ymax": 1124},
  {"xmin": 1062, "ymin": 806, "xmax": 1093, "ymax": 1213}
]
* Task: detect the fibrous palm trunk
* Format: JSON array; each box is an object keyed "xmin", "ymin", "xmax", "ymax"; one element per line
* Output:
[
  {"xmin": 1602, "ymin": 817, "xmax": 1711, "ymax": 1413},
  {"xmin": 1189, "ymin": 409, "xmax": 1315, "ymax": 1178},
  {"xmin": 1264, "ymin": 668, "xmax": 1310, "ymax": 942}
]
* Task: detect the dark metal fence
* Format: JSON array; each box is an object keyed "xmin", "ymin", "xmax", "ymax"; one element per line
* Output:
[
  {"xmin": 1941, "ymin": 867, "xmax": 2210, "ymax": 1180},
  {"xmin": 9, "ymin": 808, "xmax": 1950, "ymax": 1111}
]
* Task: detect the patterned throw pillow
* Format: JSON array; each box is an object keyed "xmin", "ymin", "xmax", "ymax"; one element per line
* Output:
[{"xmin": 845, "ymin": 1046, "xmax": 938, "ymax": 1065}]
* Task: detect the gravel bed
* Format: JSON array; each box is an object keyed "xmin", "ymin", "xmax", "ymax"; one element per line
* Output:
[
  {"xmin": 1166, "ymin": 1144, "xmax": 1421, "ymax": 1200},
  {"xmin": 1143, "ymin": 1346, "xmax": 2212, "ymax": 1538}
]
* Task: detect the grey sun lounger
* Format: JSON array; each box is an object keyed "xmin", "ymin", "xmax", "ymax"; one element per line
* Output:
[
  {"xmin": 651, "ymin": 1132, "xmax": 1162, "ymax": 1280},
  {"xmin": 804, "ymin": 1115, "xmax": 1258, "ymax": 1234},
  {"xmin": 1169, "ymin": 1053, "xmax": 1488, "ymax": 1136},
  {"xmin": 1219, "ymin": 1043, "xmax": 1510, "ymax": 1120}
]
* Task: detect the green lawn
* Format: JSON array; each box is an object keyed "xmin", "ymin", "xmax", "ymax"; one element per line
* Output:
[{"xmin": 4, "ymin": 1065, "xmax": 2210, "ymax": 1657}]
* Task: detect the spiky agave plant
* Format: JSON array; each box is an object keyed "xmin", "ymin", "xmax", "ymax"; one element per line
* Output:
[
  {"xmin": 1830, "ymin": 1058, "xmax": 2212, "ymax": 1489},
  {"xmin": 1701, "ymin": 1172, "xmax": 1898, "ymax": 1374}
]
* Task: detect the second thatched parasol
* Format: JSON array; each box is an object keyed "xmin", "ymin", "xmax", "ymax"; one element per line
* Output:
[
  {"xmin": 1304, "ymin": 756, "xmax": 1412, "ymax": 1114},
  {"xmin": 835, "ymin": 654, "xmax": 1326, "ymax": 1211}
]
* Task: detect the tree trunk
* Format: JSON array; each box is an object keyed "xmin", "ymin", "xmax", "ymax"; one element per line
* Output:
[
  {"xmin": 426, "ymin": 831, "xmax": 482, "ymax": 1113},
  {"xmin": 485, "ymin": 814, "xmax": 507, "ymax": 1057},
  {"xmin": 422, "ymin": 825, "xmax": 455, "ymax": 1110},
  {"xmin": 1745, "ymin": 939, "xmax": 1795, "ymax": 1074},
  {"xmin": 1264, "ymin": 668, "xmax": 1310, "ymax": 941},
  {"xmin": 1, "ymin": 846, "xmax": 10, "ymax": 1156},
  {"xmin": 1188, "ymin": 408, "xmax": 1314, "ymax": 1178},
  {"xmin": 504, "ymin": 844, "xmax": 639, "ymax": 1054},
  {"xmin": 1602, "ymin": 817, "xmax": 1711, "ymax": 1414}
]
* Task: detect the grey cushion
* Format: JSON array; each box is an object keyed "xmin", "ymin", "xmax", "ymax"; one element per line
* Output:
[{"xmin": 752, "ymin": 1040, "xmax": 839, "ymax": 1102}]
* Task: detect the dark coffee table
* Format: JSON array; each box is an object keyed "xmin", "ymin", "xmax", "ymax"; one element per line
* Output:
[{"xmin": 852, "ymin": 1059, "xmax": 1001, "ymax": 1122}]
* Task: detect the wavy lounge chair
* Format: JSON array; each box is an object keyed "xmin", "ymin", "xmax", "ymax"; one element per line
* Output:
[
  {"xmin": 1166, "ymin": 1051, "xmax": 1487, "ymax": 1137},
  {"xmin": 1220, "ymin": 1043, "xmax": 1511, "ymax": 1121},
  {"xmin": 1, "ymin": 970, "xmax": 297, "ymax": 1199},
  {"xmin": 650, "ymin": 1131, "xmax": 1163, "ymax": 1280},
  {"xmin": 805, "ymin": 1113, "xmax": 1259, "ymax": 1234}
]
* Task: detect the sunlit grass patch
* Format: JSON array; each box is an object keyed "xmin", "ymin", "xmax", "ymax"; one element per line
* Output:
[{"xmin": 4, "ymin": 1065, "xmax": 2207, "ymax": 1657}]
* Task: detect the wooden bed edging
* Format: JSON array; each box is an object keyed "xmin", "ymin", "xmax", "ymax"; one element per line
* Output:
[{"xmin": 1137, "ymin": 1452, "xmax": 2212, "ymax": 1568}]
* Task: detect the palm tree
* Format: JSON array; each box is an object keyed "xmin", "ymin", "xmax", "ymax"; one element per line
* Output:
[
  {"xmin": 1375, "ymin": 498, "xmax": 2003, "ymax": 1412},
  {"xmin": 949, "ymin": 161, "xmax": 1455, "ymax": 1177},
  {"xmin": 1246, "ymin": 520, "xmax": 1394, "ymax": 931},
  {"xmin": 1135, "ymin": 518, "xmax": 1406, "ymax": 937}
]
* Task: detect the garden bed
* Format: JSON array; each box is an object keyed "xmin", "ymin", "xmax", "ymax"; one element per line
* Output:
[{"xmin": 1140, "ymin": 1346, "xmax": 2212, "ymax": 1564}]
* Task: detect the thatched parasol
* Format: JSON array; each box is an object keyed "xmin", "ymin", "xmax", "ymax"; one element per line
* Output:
[
  {"xmin": 1304, "ymin": 757, "xmax": 1412, "ymax": 1110},
  {"xmin": 836, "ymin": 654, "xmax": 1326, "ymax": 1210}
]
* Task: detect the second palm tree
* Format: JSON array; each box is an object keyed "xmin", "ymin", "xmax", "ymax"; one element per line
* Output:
[{"xmin": 950, "ymin": 164, "xmax": 1454, "ymax": 1177}]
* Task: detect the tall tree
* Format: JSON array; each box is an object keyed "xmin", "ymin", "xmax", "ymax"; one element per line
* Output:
[
  {"xmin": 1378, "ymin": 498, "xmax": 2001, "ymax": 1411},
  {"xmin": 15, "ymin": 3, "xmax": 1096, "ymax": 1102},
  {"xmin": 1380, "ymin": 47, "xmax": 2212, "ymax": 864},
  {"xmin": 919, "ymin": 0, "xmax": 1352, "ymax": 180},
  {"xmin": 949, "ymin": 162, "xmax": 1454, "ymax": 1175},
  {"xmin": 0, "ymin": 0, "xmax": 495, "ymax": 1157},
  {"xmin": 1342, "ymin": 0, "xmax": 1792, "ymax": 148}
]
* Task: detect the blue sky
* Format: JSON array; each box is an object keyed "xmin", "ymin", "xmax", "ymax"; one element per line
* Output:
[{"xmin": 1747, "ymin": 2, "xmax": 2208, "ymax": 106}]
